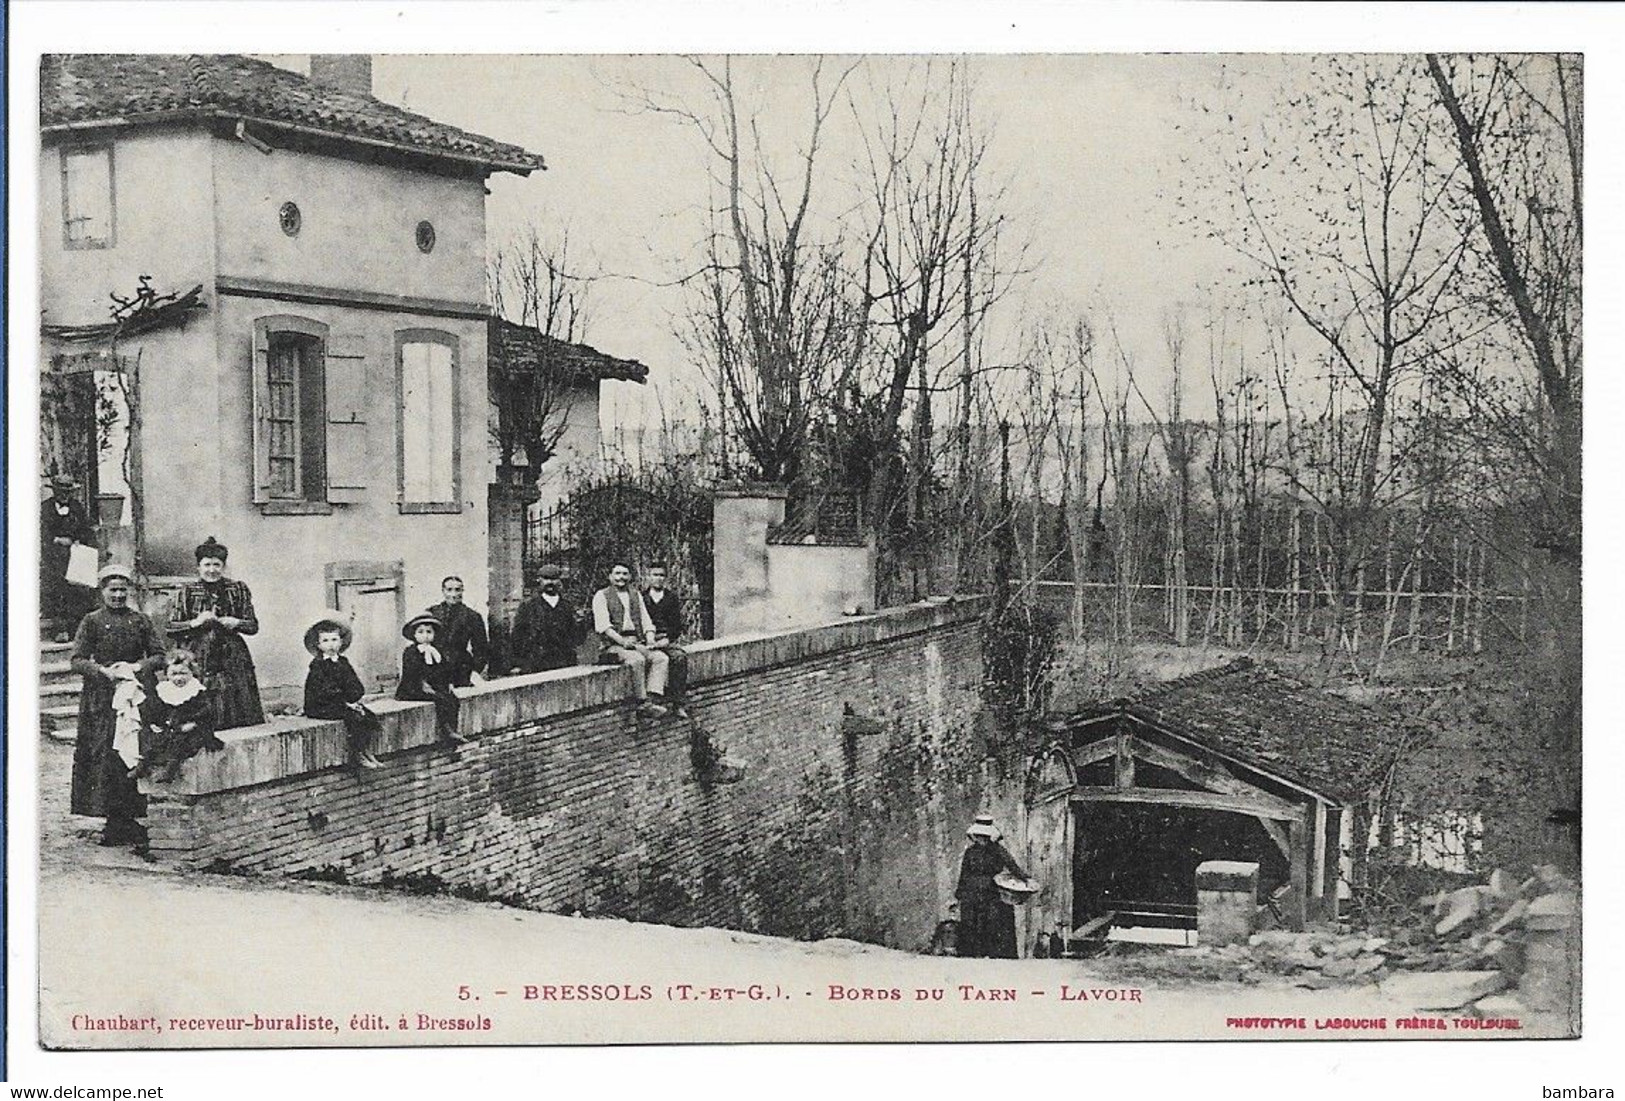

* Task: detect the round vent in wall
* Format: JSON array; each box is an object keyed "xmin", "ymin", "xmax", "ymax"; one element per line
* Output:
[
  {"xmin": 416, "ymin": 220, "xmax": 437, "ymax": 254},
  {"xmin": 279, "ymin": 202, "xmax": 302, "ymax": 237}
]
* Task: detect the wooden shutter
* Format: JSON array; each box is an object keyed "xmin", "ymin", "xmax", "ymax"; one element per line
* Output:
[
  {"xmin": 250, "ymin": 325, "xmax": 273, "ymax": 503},
  {"xmin": 324, "ymin": 333, "xmax": 369, "ymax": 503}
]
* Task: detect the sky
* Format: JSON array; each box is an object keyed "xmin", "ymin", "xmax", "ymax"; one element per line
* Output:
[{"xmin": 273, "ymin": 54, "xmax": 1284, "ymax": 435}]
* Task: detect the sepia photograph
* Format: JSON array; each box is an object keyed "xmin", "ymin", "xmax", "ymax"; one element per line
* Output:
[{"xmin": 6, "ymin": 2, "xmax": 1615, "ymax": 1095}]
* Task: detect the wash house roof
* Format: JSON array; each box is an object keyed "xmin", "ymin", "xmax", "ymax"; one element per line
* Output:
[
  {"xmin": 1058, "ymin": 658, "xmax": 1421, "ymax": 805},
  {"xmin": 40, "ymin": 54, "xmax": 546, "ymax": 175}
]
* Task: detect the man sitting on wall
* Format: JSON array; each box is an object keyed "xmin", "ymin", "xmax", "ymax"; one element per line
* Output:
[
  {"xmin": 642, "ymin": 562, "xmax": 691, "ymax": 719},
  {"xmin": 592, "ymin": 563, "xmax": 669, "ymax": 719},
  {"xmin": 508, "ymin": 564, "xmax": 580, "ymax": 675},
  {"xmin": 427, "ymin": 575, "xmax": 490, "ymax": 687}
]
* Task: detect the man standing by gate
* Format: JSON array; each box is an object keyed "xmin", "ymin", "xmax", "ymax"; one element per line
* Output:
[
  {"xmin": 592, "ymin": 563, "xmax": 669, "ymax": 718},
  {"xmin": 509, "ymin": 564, "xmax": 580, "ymax": 674}
]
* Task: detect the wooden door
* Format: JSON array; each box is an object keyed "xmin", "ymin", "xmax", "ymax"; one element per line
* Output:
[
  {"xmin": 334, "ymin": 574, "xmax": 402, "ymax": 693},
  {"xmin": 1025, "ymin": 790, "xmax": 1074, "ymax": 955}
]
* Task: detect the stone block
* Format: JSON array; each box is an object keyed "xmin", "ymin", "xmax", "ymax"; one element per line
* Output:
[
  {"xmin": 1197, "ymin": 860, "xmax": 1258, "ymax": 947},
  {"xmin": 1380, "ymin": 970, "xmax": 1508, "ymax": 1010}
]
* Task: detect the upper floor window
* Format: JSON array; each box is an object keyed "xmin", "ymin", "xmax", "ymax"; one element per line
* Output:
[
  {"xmin": 252, "ymin": 316, "xmax": 371, "ymax": 512},
  {"xmin": 62, "ymin": 146, "xmax": 114, "ymax": 249},
  {"xmin": 396, "ymin": 330, "xmax": 461, "ymax": 513}
]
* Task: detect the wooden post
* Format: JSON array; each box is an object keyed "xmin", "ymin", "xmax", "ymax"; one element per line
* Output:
[
  {"xmin": 1287, "ymin": 812, "xmax": 1310, "ymax": 931},
  {"xmin": 1112, "ymin": 732, "xmax": 1135, "ymax": 789},
  {"xmin": 1310, "ymin": 800, "xmax": 1328, "ymax": 918}
]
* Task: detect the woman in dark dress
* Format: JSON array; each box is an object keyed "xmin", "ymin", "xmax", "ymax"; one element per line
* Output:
[
  {"xmin": 69, "ymin": 564, "xmax": 166, "ymax": 847},
  {"xmin": 954, "ymin": 814, "xmax": 1029, "ymax": 959},
  {"xmin": 167, "ymin": 536, "xmax": 266, "ymax": 731}
]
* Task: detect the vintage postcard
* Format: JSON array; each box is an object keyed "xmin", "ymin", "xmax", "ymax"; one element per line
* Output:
[{"xmin": 6, "ymin": 2, "xmax": 1615, "ymax": 1096}]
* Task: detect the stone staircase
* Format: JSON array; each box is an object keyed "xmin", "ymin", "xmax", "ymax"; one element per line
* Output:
[{"xmin": 40, "ymin": 637, "xmax": 79, "ymax": 744}]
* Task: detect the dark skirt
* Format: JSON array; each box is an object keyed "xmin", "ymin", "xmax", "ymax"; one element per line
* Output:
[
  {"xmin": 196, "ymin": 631, "xmax": 266, "ymax": 731},
  {"xmin": 957, "ymin": 894, "xmax": 1019, "ymax": 959},
  {"xmin": 70, "ymin": 679, "xmax": 145, "ymax": 823}
]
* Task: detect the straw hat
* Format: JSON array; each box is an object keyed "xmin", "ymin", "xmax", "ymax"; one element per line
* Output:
[
  {"xmin": 401, "ymin": 612, "xmax": 444, "ymax": 641},
  {"xmin": 48, "ymin": 473, "xmax": 81, "ymax": 492},
  {"xmin": 303, "ymin": 612, "xmax": 353, "ymax": 656},
  {"xmin": 966, "ymin": 814, "xmax": 1002, "ymax": 842}
]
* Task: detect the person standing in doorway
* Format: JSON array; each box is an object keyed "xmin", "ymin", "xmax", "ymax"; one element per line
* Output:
[
  {"xmin": 954, "ymin": 814, "xmax": 1029, "ymax": 959},
  {"xmin": 426, "ymin": 576, "xmax": 489, "ymax": 687},
  {"xmin": 508, "ymin": 564, "xmax": 581, "ymax": 674},
  {"xmin": 641, "ymin": 562, "xmax": 691, "ymax": 719},
  {"xmin": 167, "ymin": 536, "xmax": 266, "ymax": 731},
  {"xmin": 592, "ymin": 563, "xmax": 669, "ymax": 718},
  {"xmin": 69, "ymin": 565, "xmax": 167, "ymax": 848},
  {"xmin": 41, "ymin": 473, "xmax": 94, "ymax": 642}
]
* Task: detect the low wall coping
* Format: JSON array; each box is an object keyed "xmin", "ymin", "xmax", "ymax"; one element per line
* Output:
[{"xmin": 145, "ymin": 595, "xmax": 987, "ymax": 797}]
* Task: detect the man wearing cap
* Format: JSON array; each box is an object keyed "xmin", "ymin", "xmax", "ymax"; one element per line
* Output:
[
  {"xmin": 592, "ymin": 563, "xmax": 669, "ymax": 718},
  {"xmin": 426, "ymin": 576, "xmax": 490, "ymax": 687},
  {"xmin": 509, "ymin": 564, "xmax": 581, "ymax": 675},
  {"xmin": 41, "ymin": 473, "xmax": 94, "ymax": 640}
]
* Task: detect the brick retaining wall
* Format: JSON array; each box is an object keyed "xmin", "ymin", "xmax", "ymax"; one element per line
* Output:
[{"xmin": 143, "ymin": 597, "xmax": 1013, "ymax": 951}]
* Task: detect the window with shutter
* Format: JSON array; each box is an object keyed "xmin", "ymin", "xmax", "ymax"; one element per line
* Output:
[
  {"xmin": 396, "ymin": 329, "xmax": 462, "ymax": 513},
  {"xmin": 252, "ymin": 316, "xmax": 332, "ymax": 510},
  {"xmin": 62, "ymin": 146, "xmax": 114, "ymax": 249},
  {"xmin": 325, "ymin": 334, "xmax": 370, "ymax": 503}
]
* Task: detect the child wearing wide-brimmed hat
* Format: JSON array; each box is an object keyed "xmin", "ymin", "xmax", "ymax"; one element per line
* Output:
[
  {"xmin": 302, "ymin": 613, "xmax": 383, "ymax": 770},
  {"xmin": 395, "ymin": 612, "xmax": 466, "ymax": 749}
]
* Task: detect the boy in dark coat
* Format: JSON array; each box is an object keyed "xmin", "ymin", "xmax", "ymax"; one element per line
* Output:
[
  {"xmin": 395, "ymin": 612, "xmax": 466, "ymax": 748},
  {"xmin": 302, "ymin": 614, "xmax": 383, "ymax": 770}
]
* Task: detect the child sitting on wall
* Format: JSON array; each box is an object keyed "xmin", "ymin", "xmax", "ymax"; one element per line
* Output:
[
  {"xmin": 131, "ymin": 648, "xmax": 224, "ymax": 782},
  {"xmin": 302, "ymin": 614, "xmax": 384, "ymax": 771},
  {"xmin": 395, "ymin": 612, "xmax": 466, "ymax": 749}
]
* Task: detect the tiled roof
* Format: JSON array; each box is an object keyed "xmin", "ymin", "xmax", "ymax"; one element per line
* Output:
[
  {"xmin": 1062, "ymin": 659, "xmax": 1421, "ymax": 804},
  {"xmin": 490, "ymin": 318, "xmax": 649, "ymax": 385},
  {"xmin": 39, "ymin": 54, "xmax": 545, "ymax": 174}
]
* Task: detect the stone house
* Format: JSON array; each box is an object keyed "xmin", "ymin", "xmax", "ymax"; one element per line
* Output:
[{"xmin": 38, "ymin": 53, "xmax": 545, "ymax": 698}]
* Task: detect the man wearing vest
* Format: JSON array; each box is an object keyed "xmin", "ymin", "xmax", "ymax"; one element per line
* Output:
[
  {"xmin": 641, "ymin": 562, "xmax": 690, "ymax": 719},
  {"xmin": 592, "ymin": 563, "xmax": 669, "ymax": 717}
]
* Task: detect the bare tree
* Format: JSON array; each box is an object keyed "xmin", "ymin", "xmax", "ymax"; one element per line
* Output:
[
  {"xmin": 1207, "ymin": 57, "xmax": 1473, "ymax": 665},
  {"xmin": 488, "ymin": 222, "xmax": 598, "ymax": 473},
  {"xmin": 635, "ymin": 56, "xmax": 862, "ymax": 488}
]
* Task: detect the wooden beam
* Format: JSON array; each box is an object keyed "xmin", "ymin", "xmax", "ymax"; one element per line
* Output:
[
  {"xmin": 1113, "ymin": 733, "xmax": 1135, "ymax": 788},
  {"xmin": 1258, "ymin": 818, "xmax": 1291, "ymax": 862},
  {"xmin": 1287, "ymin": 816, "xmax": 1310, "ymax": 931},
  {"xmin": 1073, "ymin": 739, "xmax": 1118, "ymax": 769},
  {"xmin": 1128, "ymin": 737, "xmax": 1304, "ymax": 819},
  {"xmin": 1311, "ymin": 801, "xmax": 1328, "ymax": 901},
  {"xmin": 1070, "ymin": 786, "xmax": 1304, "ymax": 822}
]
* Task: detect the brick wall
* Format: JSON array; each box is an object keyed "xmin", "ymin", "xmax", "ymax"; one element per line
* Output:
[{"xmin": 145, "ymin": 597, "xmax": 1016, "ymax": 951}]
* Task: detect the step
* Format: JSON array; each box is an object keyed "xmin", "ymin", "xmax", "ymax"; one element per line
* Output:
[
  {"xmin": 42, "ymin": 702, "xmax": 79, "ymax": 723},
  {"xmin": 41, "ymin": 681, "xmax": 81, "ymax": 703},
  {"xmin": 41, "ymin": 641, "xmax": 73, "ymax": 658}
]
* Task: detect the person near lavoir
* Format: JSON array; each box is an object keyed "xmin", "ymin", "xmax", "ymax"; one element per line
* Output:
[
  {"xmin": 425, "ymin": 575, "xmax": 489, "ymax": 688},
  {"xmin": 591, "ymin": 563, "xmax": 669, "ymax": 718},
  {"xmin": 509, "ymin": 564, "xmax": 581, "ymax": 674},
  {"xmin": 641, "ymin": 562, "xmax": 691, "ymax": 718},
  {"xmin": 69, "ymin": 564, "xmax": 167, "ymax": 848},
  {"xmin": 41, "ymin": 473, "xmax": 94, "ymax": 641},
  {"xmin": 953, "ymin": 814, "xmax": 1029, "ymax": 959},
  {"xmin": 167, "ymin": 536, "xmax": 266, "ymax": 730}
]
